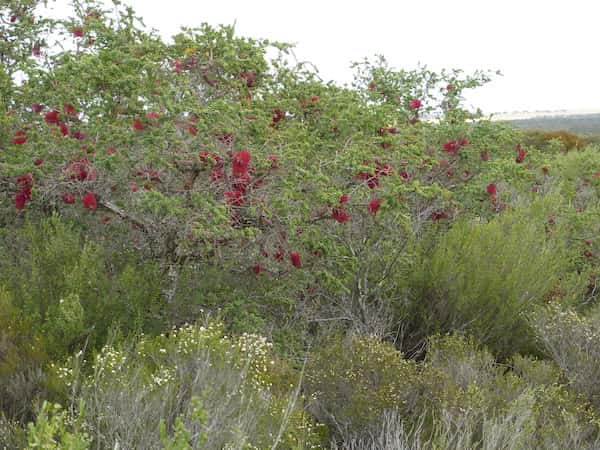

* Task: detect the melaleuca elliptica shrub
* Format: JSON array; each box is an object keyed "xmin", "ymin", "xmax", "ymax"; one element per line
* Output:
[
  {"xmin": 54, "ymin": 320, "xmax": 321, "ymax": 449},
  {"xmin": 399, "ymin": 203, "xmax": 576, "ymax": 359}
]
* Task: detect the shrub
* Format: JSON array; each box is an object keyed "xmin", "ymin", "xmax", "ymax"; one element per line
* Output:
[{"xmin": 399, "ymin": 203, "xmax": 576, "ymax": 359}]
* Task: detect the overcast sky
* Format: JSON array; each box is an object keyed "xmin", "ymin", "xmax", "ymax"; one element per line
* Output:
[{"xmin": 48, "ymin": 0, "xmax": 600, "ymax": 114}]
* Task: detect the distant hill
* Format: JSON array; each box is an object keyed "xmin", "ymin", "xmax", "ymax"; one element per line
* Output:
[{"xmin": 493, "ymin": 111, "xmax": 600, "ymax": 136}]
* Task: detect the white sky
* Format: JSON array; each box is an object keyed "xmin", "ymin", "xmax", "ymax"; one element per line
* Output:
[{"xmin": 46, "ymin": 0, "xmax": 600, "ymax": 114}]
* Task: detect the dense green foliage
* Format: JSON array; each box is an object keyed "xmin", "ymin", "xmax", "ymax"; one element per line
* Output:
[{"xmin": 2, "ymin": 0, "xmax": 600, "ymax": 448}]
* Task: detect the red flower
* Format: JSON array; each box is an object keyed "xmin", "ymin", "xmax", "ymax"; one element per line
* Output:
[
  {"xmin": 252, "ymin": 263, "xmax": 265, "ymax": 274},
  {"xmin": 60, "ymin": 122, "xmax": 70, "ymax": 136},
  {"xmin": 486, "ymin": 183, "xmax": 497, "ymax": 196},
  {"xmin": 311, "ymin": 96, "xmax": 320, "ymax": 102},
  {"xmin": 339, "ymin": 193, "xmax": 350, "ymax": 204},
  {"xmin": 240, "ymin": 71, "xmax": 256, "ymax": 87},
  {"xmin": 132, "ymin": 120, "xmax": 146, "ymax": 131},
  {"xmin": 459, "ymin": 138, "xmax": 469, "ymax": 147},
  {"xmin": 32, "ymin": 103, "xmax": 43, "ymax": 113},
  {"xmin": 71, "ymin": 27, "xmax": 84, "ymax": 38},
  {"xmin": 443, "ymin": 140, "xmax": 460, "ymax": 154},
  {"xmin": 480, "ymin": 150, "xmax": 490, "ymax": 161},
  {"xmin": 63, "ymin": 104, "xmax": 76, "ymax": 115},
  {"xmin": 62, "ymin": 193, "xmax": 75, "ymax": 204},
  {"xmin": 274, "ymin": 247, "xmax": 285, "ymax": 261},
  {"xmin": 13, "ymin": 131, "xmax": 28, "ymax": 145},
  {"xmin": 232, "ymin": 150, "xmax": 251, "ymax": 177},
  {"xmin": 107, "ymin": 146, "xmax": 117, "ymax": 155},
  {"xmin": 332, "ymin": 207, "xmax": 350, "ymax": 223},
  {"xmin": 431, "ymin": 210, "xmax": 449, "ymax": 221},
  {"xmin": 271, "ymin": 108, "xmax": 285, "ymax": 126},
  {"xmin": 584, "ymin": 250, "xmax": 594, "ymax": 259},
  {"xmin": 45, "ymin": 109, "xmax": 60, "ymax": 124},
  {"xmin": 290, "ymin": 251, "xmax": 302, "ymax": 268},
  {"xmin": 15, "ymin": 192, "xmax": 27, "ymax": 210},
  {"xmin": 368, "ymin": 198, "xmax": 382, "ymax": 216},
  {"xmin": 129, "ymin": 182, "xmax": 139, "ymax": 192},
  {"xmin": 82, "ymin": 192, "xmax": 97, "ymax": 210},
  {"xmin": 215, "ymin": 133, "xmax": 234, "ymax": 145},
  {"xmin": 356, "ymin": 172, "xmax": 379, "ymax": 189},
  {"xmin": 64, "ymin": 157, "xmax": 96, "ymax": 181},
  {"xmin": 409, "ymin": 98, "xmax": 422, "ymax": 110},
  {"xmin": 187, "ymin": 125, "xmax": 198, "ymax": 136},
  {"xmin": 34, "ymin": 158, "xmax": 44, "ymax": 166},
  {"xmin": 515, "ymin": 144, "xmax": 526, "ymax": 163},
  {"xmin": 173, "ymin": 60, "xmax": 183, "ymax": 73},
  {"xmin": 146, "ymin": 111, "xmax": 159, "ymax": 120},
  {"xmin": 399, "ymin": 170, "xmax": 411, "ymax": 181},
  {"xmin": 446, "ymin": 84, "xmax": 454, "ymax": 92},
  {"xmin": 224, "ymin": 189, "xmax": 244, "ymax": 206}
]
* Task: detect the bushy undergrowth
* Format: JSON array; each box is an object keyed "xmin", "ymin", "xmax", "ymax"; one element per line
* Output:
[{"xmin": 3, "ymin": 1, "xmax": 600, "ymax": 448}]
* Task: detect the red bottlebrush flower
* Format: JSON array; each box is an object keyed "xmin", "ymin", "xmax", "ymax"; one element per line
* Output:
[
  {"xmin": 10, "ymin": 15, "xmax": 17, "ymax": 23},
  {"xmin": 516, "ymin": 149, "xmax": 526, "ymax": 164},
  {"xmin": 59, "ymin": 123, "xmax": 69, "ymax": 136},
  {"xmin": 71, "ymin": 27, "xmax": 84, "ymax": 38},
  {"xmin": 146, "ymin": 111, "xmax": 159, "ymax": 120},
  {"xmin": 443, "ymin": 140, "xmax": 460, "ymax": 154},
  {"xmin": 459, "ymin": 138, "xmax": 469, "ymax": 147},
  {"xmin": 332, "ymin": 207, "xmax": 350, "ymax": 223},
  {"xmin": 132, "ymin": 120, "xmax": 146, "ymax": 131},
  {"xmin": 271, "ymin": 108, "xmax": 285, "ymax": 126},
  {"xmin": 542, "ymin": 167, "xmax": 550, "ymax": 175},
  {"xmin": 446, "ymin": 83, "xmax": 454, "ymax": 92},
  {"xmin": 63, "ymin": 104, "xmax": 76, "ymax": 115},
  {"xmin": 15, "ymin": 192, "xmax": 27, "ymax": 210},
  {"xmin": 187, "ymin": 125, "xmax": 198, "ymax": 136},
  {"xmin": 32, "ymin": 103, "xmax": 43, "ymax": 113},
  {"xmin": 62, "ymin": 193, "xmax": 75, "ymax": 204},
  {"xmin": 409, "ymin": 98, "xmax": 422, "ymax": 110},
  {"xmin": 82, "ymin": 192, "xmax": 97, "ymax": 210},
  {"xmin": 64, "ymin": 157, "xmax": 96, "ymax": 181},
  {"xmin": 290, "ymin": 251, "xmax": 302, "ymax": 268},
  {"xmin": 215, "ymin": 133, "xmax": 234, "ymax": 146},
  {"xmin": 107, "ymin": 146, "xmax": 117, "ymax": 155},
  {"xmin": 311, "ymin": 96, "xmax": 320, "ymax": 102},
  {"xmin": 232, "ymin": 150, "xmax": 251, "ymax": 177},
  {"xmin": 274, "ymin": 247, "xmax": 285, "ymax": 261},
  {"xmin": 356, "ymin": 172, "xmax": 379, "ymax": 189},
  {"xmin": 252, "ymin": 263, "xmax": 265, "ymax": 274},
  {"xmin": 210, "ymin": 168, "xmax": 224, "ymax": 182},
  {"xmin": 71, "ymin": 130, "xmax": 86, "ymax": 140},
  {"xmin": 224, "ymin": 189, "xmax": 244, "ymax": 206},
  {"xmin": 480, "ymin": 150, "xmax": 490, "ymax": 161},
  {"xmin": 129, "ymin": 182, "xmax": 139, "ymax": 192},
  {"xmin": 32, "ymin": 44, "xmax": 41, "ymax": 57},
  {"xmin": 431, "ymin": 210, "xmax": 449, "ymax": 221},
  {"xmin": 173, "ymin": 60, "xmax": 183, "ymax": 73},
  {"xmin": 34, "ymin": 158, "xmax": 44, "ymax": 166},
  {"xmin": 387, "ymin": 127, "xmax": 398, "ymax": 134},
  {"xmin": 486, "ymin": 183, "xmax": 497, "ymax": 196},
  {"xmin": 399, "ymin": 170, "xmax": 411, "ymax": 181},
  {"xmin": 16, "ymin": 173, "xmax": 33, "ymax": 185},
  {"xmin": 13, "ymin": 131, "xmax": 28, "ymax": 145},
  {"xmin": 339, "ymin": 193, "xmax": 350, "ymax": 204},
  {"xmin": 240, "ymin": 71, "xmax": 256, "ymax": 87},
  {"xmin": 45, "ymin": 109, "xmax": 60, "ymax": 124},
  {"xmin": 368, "ymin": 198, "xmax": 382, "ymax": 216}
]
